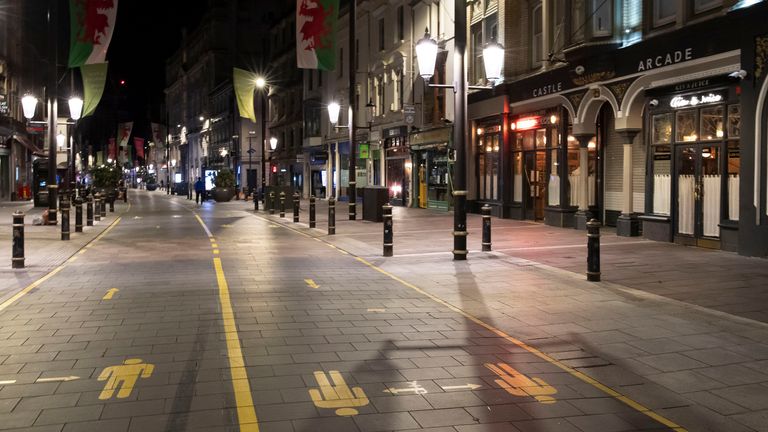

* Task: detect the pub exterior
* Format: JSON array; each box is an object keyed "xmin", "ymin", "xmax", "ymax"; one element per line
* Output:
[{"xmin": 467, "ymin": 1, "xmax": 768, "ymax": 257}]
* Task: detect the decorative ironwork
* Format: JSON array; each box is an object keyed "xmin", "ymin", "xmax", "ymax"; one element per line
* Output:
[
  {"xmin": 607, "ymin": 78, "xmax": 636, "ymax": 108},
  {"xmin": 565, "ymin": 90, "xmax": 587, "ymax": 114}
]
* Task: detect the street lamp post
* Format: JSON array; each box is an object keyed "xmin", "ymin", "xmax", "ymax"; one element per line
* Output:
[
  {"xmin": 415, "ymin": 2, "xmax": 505, "ymax": 261},
  {"xmin": 256, "ymin": 77, "xmax": 267, "ymax": 204}
]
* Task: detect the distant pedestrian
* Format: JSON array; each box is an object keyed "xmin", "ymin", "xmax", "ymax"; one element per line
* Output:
[{"xmin": 194, "ymin": 177, "xmax": 205, "ymax": 204}]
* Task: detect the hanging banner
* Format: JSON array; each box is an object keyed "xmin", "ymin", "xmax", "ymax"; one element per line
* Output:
[
  {"xmin": 80, "ymin": 62, "xmax": 108, "ymax": 117},
  {"xmin": 68, "ymin": 0, "xmax": 119, "ymax": 67},
  {"xmin": 233, "ymin": 68, "xmax": 257, "ymax": 122},
  {"xmin": 117, "ymin": 122, "xmax": 132, "ymax": 166},
  {"xmin": 134, "ymin": 137, "xmax": 145, "ymax": 161},
  {"xmin": 297, "ymin": 0, "xmax": 338, "ymax": 70},
  {"xmin": 150, "ymin": 123, "xmax": 165, "ymax": 149},
  {"xmin": 107, "ymin": 138, "xmax": 116, "ymax": 161}
]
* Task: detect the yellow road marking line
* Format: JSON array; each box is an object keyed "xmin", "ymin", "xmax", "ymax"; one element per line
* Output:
[
  {"xmin": 252, "ymin": 213, "xmax": 687, "ymax": 432},
  {"xmin": 212, "ymin": 243, "xmax": 219, "ymax": 248},
  {"xmin": 213, "ymin": 250, "xmax": 220, "ymax": 255},
  {"xmin": 194, "ymin": 213, "xmax": 258, "ymax": 431},
  {"xmin": 305, "ymin": 279, "xmax": 319, "ymax": 289},
  {"xmin": 0, "ymin": 216, "xmax": 122, "ymax": 313}
]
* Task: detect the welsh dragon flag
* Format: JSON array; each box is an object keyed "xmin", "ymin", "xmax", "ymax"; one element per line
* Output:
[
  {"xmin": 68, "ymin": 0, "xmax": 119, "ymax": 67},
  {"xmin": 296, "ymin": 0, "xmax": 338, "ymax": 70}
]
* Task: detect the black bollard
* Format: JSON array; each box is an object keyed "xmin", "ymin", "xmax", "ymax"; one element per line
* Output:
[
  {"xmin": 61, "ymin": 194, "xmax": 70, "ymax": 241},
  {"xmin": 293, "ymin": 192, "xmax": 300, "ymax": 223},
  {"xmin": 309, "ymin": 196, "xmax": 316, "ymax": 228},
  {"xmin": 100, "ymin": 195, "xmax": 106, "ymax": 218},
  {"xmin": 269, "ymin": 191, "xmax": 275, "ymax": 215},
  {"xmin": 75, "ymin": 197, "xmax": 83, "ymax": 233},
  {"xmin": 328, "ymin": 196, "xmax": 335, "ymax": 235},
  {"xmin": 383, "ymin": 204, "xmax": 393, "ymax": 257},
  {"xmin": 109, "ymin": 195, "xmax": 115, "ymax": 212},
  {"xmin": 12, "ymin": 211, "xmax": 24, "ymax": 269},
  {"xmin": 123, "ymin": 187, "xmax": 128, "ymax": 203},
  {"xmin": 94, "ymin": 194, "xmax": 101, "ymax": 222},
  {"xmin": 587, "ymin": 219, "xmax": 601, "ymax": 282},
  {"xmin": 481, "ymin": 205, "xmax": 492, "ymax": 252},
  {"xmin": 87, "ymin": 195, "xmax": 94, "ymax": 226},
  {"xmin": 279, "ymin": 192, "xmax": 286, "ymax": 218},
  {"xmin": 254, "ymin": 189, "xmax": 259, "ymax": 211}
]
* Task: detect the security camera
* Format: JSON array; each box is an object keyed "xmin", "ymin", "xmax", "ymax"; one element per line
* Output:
[
  {"xmin": 649, "ymin": 99, "xmax": 659, "ymax": 107},
  {"xmin": 728, "ymin": 70, "xmax": 747, "ymax": 80}
]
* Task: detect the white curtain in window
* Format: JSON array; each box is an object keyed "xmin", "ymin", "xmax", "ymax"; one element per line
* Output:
[
  {"xmin": 514, "ymin": 174, "xmax": 522, "ymax": 202},
  {"xmin": 653, "ymin": 174, "xmax": 671, "ymax": 215},
  {"xmin": 548, "ymin": 174, "xmax": 560, "ymax": 206},
  {"xmin": 729, "ymin": 174, "xmax": 740, "ymax": 221},
  {"xmin": 678, "ymin": 175, "xmax": 695, "ymax": 235},
  {"xmin": 703, "ymin": 175, "xmax": 721, "ymax": 237},
  {"xmin": 568, "ymin": 174, "xmax": 596, "ymax": 207}
]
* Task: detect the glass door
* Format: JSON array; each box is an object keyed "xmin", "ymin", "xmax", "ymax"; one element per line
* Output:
[
  {"xmin": 523, "ymin": 150, "xmax": 547, "ymax": 220},
  {"xmin": 675, "ymin": 144, "xmax": 722, "ymax": 246}
]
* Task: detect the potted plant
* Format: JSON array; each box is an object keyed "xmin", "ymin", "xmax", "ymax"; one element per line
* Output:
[
  {"xmin": 211, "ymin": 168, "xmax": 236, "ymax": 202},
  {"xmin": 91, "ymin": 162, "xmax": 121, "ymax": 201},
  {"xmin": 146, "ymin": 174, "xmax": 158, "ymax": 191}
]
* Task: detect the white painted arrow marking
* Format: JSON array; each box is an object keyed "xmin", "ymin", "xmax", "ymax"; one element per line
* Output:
[
  {"xmin": 383, "ymin": 382, "xmax": 427, "ymax": 395},
  {"xmin": 440, "ymin": 383, "xmax": 482, "ymax": 391},
  {"xmin": 36, "ymin": 376, "xmax": 80, "ymax": 383},
  {"xmin": 0, "ymin": 380, "xmax": 16, "ymax": 385}
]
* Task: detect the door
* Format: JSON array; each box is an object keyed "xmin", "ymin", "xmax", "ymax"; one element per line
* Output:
[
  {"xmin": 676, "ymin": 144, "xmax": 721, "ymax": 247},
  {"xmin": 523, "ymin": 150, "xmax": 547, "ymax": 220}
]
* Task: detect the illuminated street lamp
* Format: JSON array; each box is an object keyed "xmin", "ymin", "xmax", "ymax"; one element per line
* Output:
[
  {"xmin": 327, "ymin": 102, "xmax": 341, "ymax": 126},
  {"xmin": 269, "ymin": 136, "xmax": 278, "ymax": 151},
  {"xmin": 415, "ymin": 12, "xmax": 504, "ymax": 260},
  {"xmin": 68, "ymin": 97, "xmax": 83, "ymax": 121},
  {"xmin": 21, "ymin": 94, "xmax": 38, "ymax": 119},
  {"xmin": 56, "ymin": 132, "xmax": 66, "ymax": 149}
]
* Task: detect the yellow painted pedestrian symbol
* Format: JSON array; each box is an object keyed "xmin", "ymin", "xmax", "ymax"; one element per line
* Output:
[
  {"xmin": 485, "ymin": 362, "xmax": 557, "ymax": 404},
  {"xmin": 98, "ymin": 359, "xmax": 154, "ymax": 400},
  {"xmin": 305, "ymin": 279, "xmax": 319, "ymax": 289},
  {"xmin": 102, "ymin": 288, "xmax": 119, "ymax": 300},
  {"xmin": 309, "ymin": 370, "xmax": 369, "ymax": 416}
]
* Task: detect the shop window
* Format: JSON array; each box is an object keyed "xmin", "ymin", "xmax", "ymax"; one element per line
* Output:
[
  {"xmin": 728, "ymin": 105, "xmax": 741, "ymax": 138},
  {"xmin": 591, "ymin": 0, "xmax": 612, "ymax": 37},
  {"xmin": 653, "ymin": 0, "xmax": 677, "ymax": 27},
  {"xmin": 651, "ymin": 145, "xmax": 672, "ymax": 215},
  {"xmin": 548, "ymin": 128, "xmax": 561, "ymax": 206},
  {"xmin": 693, "ymin": 0, "xmax": 722, "ymax": 14},
  {"xmin": 652, "ymin": 113, "xmax": 673, "ymax": 144},
  {"xmin": 700, "ymin": 106, "xmax": 724, "ymax": 141},
  {"xmin": 727, "ymin": 141, "xmax": 740, "ymax": 220},
  {"xmin": 675, "ymin": 110, "xmax": 698, "ymax": 142},
  {"xmin": 532, "ymin": 4, "xmax": 543, "ymax": 68},
  {"xmin": 513, "ymin": 151, "xmax": 523, "ymax": 203}
]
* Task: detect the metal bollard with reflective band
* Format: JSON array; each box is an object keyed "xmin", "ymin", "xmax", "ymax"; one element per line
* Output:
[
  {"xmin": 87, "ymin": 195, "xmax": 94, "ymax": 226},
  {"xmin": 61, "ymin": 194, "xmax": 70, "ymax": 241},
  {"xmin": 269, "ymin": 191, "xmax": 275, "ymax": 215},
  {"xmin": 75, "ymin": 197, "xmax": 83, "ymax": 233},
  {"xmin": 12, "ymin": 211, "xmax": 24, "ymax": 269},
  {"xmin": 279, "ymin": 192, "xmax": 286, "ymax": 218},
  {"xmin": 293, "ymin": 192, "xmax": 300, "ymax": 223},
  {"xmin": 100, "ymin": 195, "xmax": 107, "ymax": 218},
  {"xmin": 481, "ymin": 205, "xmax": 492, "ymax": 252},
  {"xmin": 587, "ymin": 219, "xmax": 601, "ymax": 282},
  {"xmin": 94, "ymin": 194, "xmax": 101, "ymax": 222},
  {"xmin": 328, "ymin": 196, "xmax": 336, "ymax": 235},
  {"xmin": 309, "ymin": 196, "xmax": 316, "ymax": 228},
  {"xmin": 383, "ymin": 204, "xmax": 393, "ymax": 257}
]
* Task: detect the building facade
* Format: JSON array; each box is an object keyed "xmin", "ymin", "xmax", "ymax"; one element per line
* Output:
[{"xmin": 463, "ymin": 0, "xmax": 768, "ymax": 257}]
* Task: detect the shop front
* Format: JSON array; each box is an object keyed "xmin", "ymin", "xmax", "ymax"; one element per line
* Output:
[
  {"xmin": 410, "ymin": 127, "xmax": 451, "ymax": 211},
  {"xmin": 642, "ymin": 80, "xmax": 741, "ymax": 250},
  {"xmin": 383, "ymin": 126, "xmax": 409, "ymax": 206}
]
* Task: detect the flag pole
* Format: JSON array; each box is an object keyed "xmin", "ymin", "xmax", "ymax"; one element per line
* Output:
[{"xmin": 347, "ymin": 0, "xmax": 357, "ymax": 220}]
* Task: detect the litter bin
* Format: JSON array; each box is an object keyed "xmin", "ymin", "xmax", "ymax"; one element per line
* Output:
[{"xmin": 363, "ymin": 186, "xmax": 389, "ymax": 222}]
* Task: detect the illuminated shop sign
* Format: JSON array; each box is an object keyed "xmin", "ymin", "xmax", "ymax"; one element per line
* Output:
[
  {"xmin": 513, "ymin": 117, "xmax": 540, "ymax": 131},
  {"xmin": 669, "ymin": 93, "xmax": 723, "ymax": 108}
]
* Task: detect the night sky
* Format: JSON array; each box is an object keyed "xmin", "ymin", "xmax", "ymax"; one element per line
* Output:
[{"xmin": 105, "ymin": 0, "xmax": 208, "ymax": 125}]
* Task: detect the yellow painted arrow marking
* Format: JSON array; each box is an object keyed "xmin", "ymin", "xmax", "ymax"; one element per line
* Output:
[
  {"xmin": 102, "ymin": 288, "xmax": 119, "ymax": 300},
  {"xmin": 305, "ymin": 279, "xmax": 319, "ymax": 289}
]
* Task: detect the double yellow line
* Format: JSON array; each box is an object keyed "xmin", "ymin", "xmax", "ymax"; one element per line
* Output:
[{"xmin": 194, "ymin": 214, "xmax": 259, "ymax": 432}]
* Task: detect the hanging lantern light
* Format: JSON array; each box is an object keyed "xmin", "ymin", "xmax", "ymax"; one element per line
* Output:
[
  {"xmin": 327, "ymin": 102, "xmax": 341, "ymax": 126},
  {"xmin": 415, "ymin": 28, "xmax": 438, "ymax": 81},
  {"xmin": 21, "ymin": 94, "xmax": 38, "ymax": 120},
  {"xmin": 482, "ymin": 40, "xmax": 505, "ymax": 82},
  {"xmin": 68, "ymin": 96, "xmax": 83, "ymax": 120}
]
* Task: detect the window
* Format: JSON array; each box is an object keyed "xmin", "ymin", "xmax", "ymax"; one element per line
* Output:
[
  {"xmin": 471, "ymin": 24, "xmax": 484, "ymax": 82},
  {"xmin": 396, "ymin": 6, "xmax": 404, "ymax": 42},
  {"xmin": 728, "ymin": 105, "xmax": 741, "ymax": 138},
  {"xmin": 694, "ymin": 0, "xmax": 722, "ymax": 14},
  {"xmin": 378, "ymin": 18, "xmax": 385, "ymax": 51},
  {"xmin": 653, "ymin": 0, "xmax": 677, "ymax": 27},
  {"xmin": 571, "ymin": 0, "xmax": 586, "ymax": 43},
  {"xmin": 591, "ymin": 0, "xmax": 612, "ymax": 36},
  {"xmin": 675, "ymin": 110, "xmax": 698, "ymax": 142},
  {"xmin": 532, "ymin": 4, "xmax": 543, "ymax": 68},
  {"xmin": 652, "ymin": 113, "xmax": 673, "ymax": 144},
  {"xmin": 478, "ymin": 127, "xmax": 501, "ymax": 201},
  {"xmin": 699, "ymin": 106, "xmax": 724, "ymax": 141},
  {"xmin": 485, "ymin": 13, "xmax": 498, "ymax": 42}
]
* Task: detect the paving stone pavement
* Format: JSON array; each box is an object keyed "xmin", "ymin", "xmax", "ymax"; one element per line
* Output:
[{"xmin": 0, "ymin": 190, "xmax": 766, "ymax": 431}]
